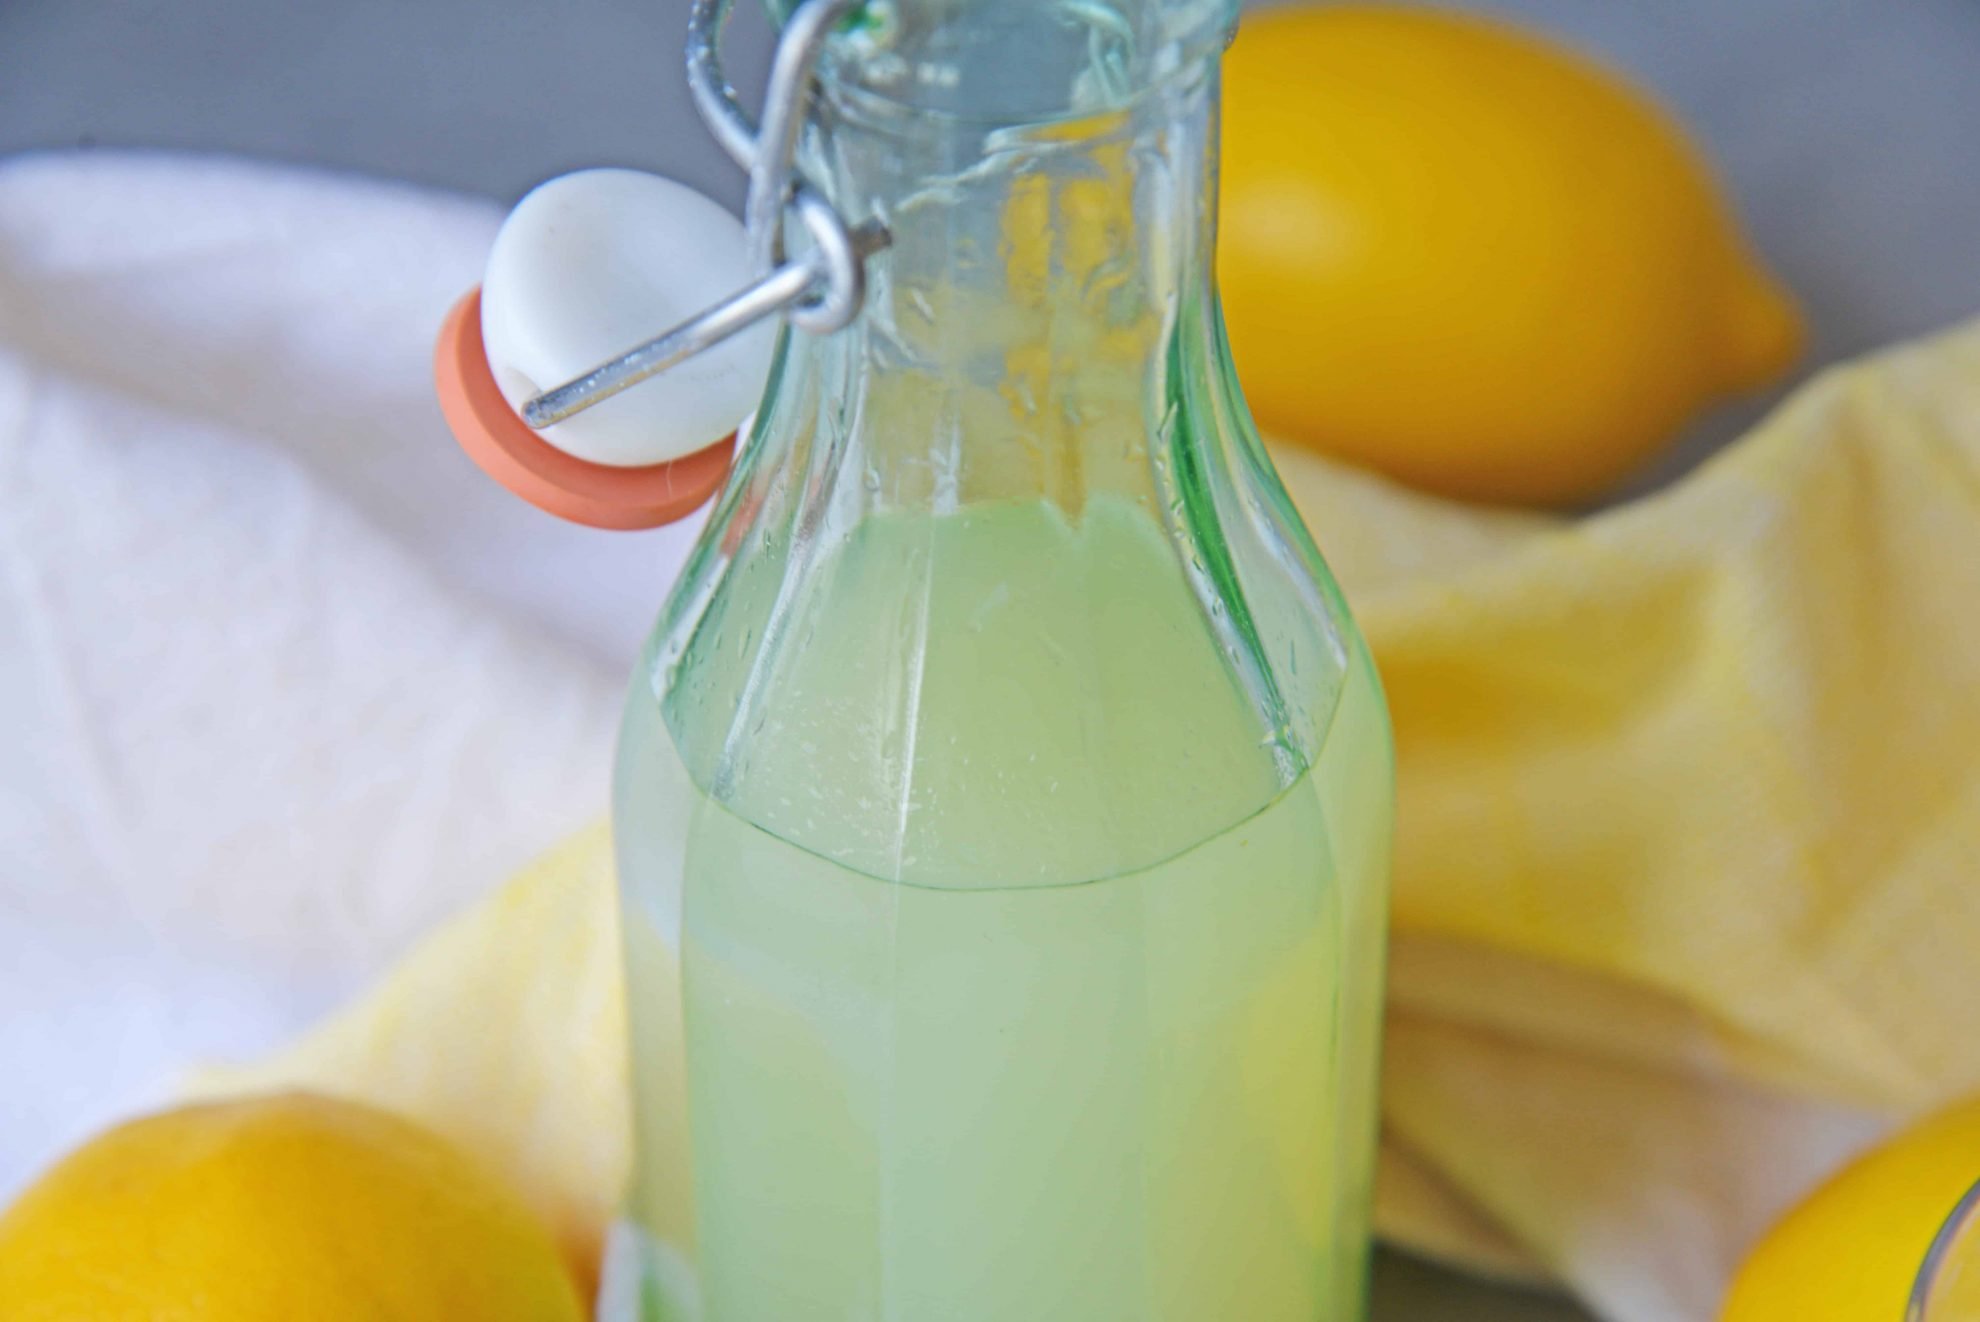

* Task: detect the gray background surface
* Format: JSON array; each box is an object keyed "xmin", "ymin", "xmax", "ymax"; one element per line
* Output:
[{"xmin": 5, "ymin": 1, "xmax": 1978, "ymax": 1317}]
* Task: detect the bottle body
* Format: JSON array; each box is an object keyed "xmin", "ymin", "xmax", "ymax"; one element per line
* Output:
[
  {"xmin": 608, "ymin": 4, "xmax": 1393, "ymax": 1316},
  {"xmin": 615, "ymin": 509, "xmax": 1389, "ymax": 1320}
]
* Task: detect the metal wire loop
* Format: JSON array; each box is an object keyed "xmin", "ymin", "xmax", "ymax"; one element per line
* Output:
[
  {"xmin": 684, "ymin": 0, "xmax": 758, "ymax": 170},
  {"xmin": 736, "ymin": 0, "xmax": 864, "ymax": 274},
  {"xmin": 790, "ymin": 190, "xmax": 872, "ymax": 333}
]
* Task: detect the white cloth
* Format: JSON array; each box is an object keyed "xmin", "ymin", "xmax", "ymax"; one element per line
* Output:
[{"xmin": 0, "ymin": 151, "xmax": 680, "ymax": 1192}]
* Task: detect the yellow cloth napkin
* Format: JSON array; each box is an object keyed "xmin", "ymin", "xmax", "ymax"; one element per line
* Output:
[{"xmin": 196, "ymin": 319, "xmax": 1980, "ymax": 1321}]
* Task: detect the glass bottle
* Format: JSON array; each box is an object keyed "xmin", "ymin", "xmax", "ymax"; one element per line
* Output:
[
  {"xmin": 1913, "ymin": 1178, "xmax": 1980, "ymax": 1322},
  {"xmin": 610, "ymin": 0, "xmax": 1394, "ymax": 1317}
]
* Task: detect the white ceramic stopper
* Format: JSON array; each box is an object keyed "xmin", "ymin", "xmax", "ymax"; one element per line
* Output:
[{"xmin": 480, "ymin": 168, "xmax": 774, "ymax": 468}]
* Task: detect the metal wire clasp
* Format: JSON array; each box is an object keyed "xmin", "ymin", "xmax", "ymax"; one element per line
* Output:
[{"xmin": 521, "ymin": 0, "xmax": 888, "ymax": 429}]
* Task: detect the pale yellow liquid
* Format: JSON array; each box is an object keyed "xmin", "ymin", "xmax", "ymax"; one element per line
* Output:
[{"xmin": 614, "ymin": 495, "xmax": 1391, "ymax": 1321}]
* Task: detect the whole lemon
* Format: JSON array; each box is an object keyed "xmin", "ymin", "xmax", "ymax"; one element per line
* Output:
[
  {"xmin": 1720, "ymin": 1099, "xmax": 1980, "ymax": 1322},
  {"xmin": 1219, "ymin": 4, "xmax": 1803, "ymax": 506},
  {"xmin": 0, "ymin": 1092, "xmax": 587, "ymax": 1322}
]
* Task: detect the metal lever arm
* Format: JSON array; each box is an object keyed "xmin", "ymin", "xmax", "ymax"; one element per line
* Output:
[
  {"xmin": 520, "ymin": 0, "xmax": 886, "ymax": 429},
  {"xmin": 523, "ymin": 206, "xmax": 886, "ymax": 429}
]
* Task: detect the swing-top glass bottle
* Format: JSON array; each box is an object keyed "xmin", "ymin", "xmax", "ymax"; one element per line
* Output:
[{"xmin": 610, "ymin": 0, "xmax": 1395, "ymax": 1316}]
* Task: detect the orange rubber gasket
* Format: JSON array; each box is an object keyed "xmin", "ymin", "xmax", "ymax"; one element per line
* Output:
[{"xmin": 434, "ymin": 287, "xmax": 733, "ymax": 530}]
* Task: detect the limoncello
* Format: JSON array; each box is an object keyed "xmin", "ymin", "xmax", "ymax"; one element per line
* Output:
[{"xmin": 615, "ymin": 496, "xmax": 1390, "ymax": 1320}]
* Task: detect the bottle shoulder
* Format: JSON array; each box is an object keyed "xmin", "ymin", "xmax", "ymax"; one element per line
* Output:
[{"xmin": 626, "ymin": 483, "xmax": 1385, "ymax": 890}]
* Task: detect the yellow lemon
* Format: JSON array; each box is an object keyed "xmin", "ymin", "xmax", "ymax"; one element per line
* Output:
[
  {"xmin": 0, "ymin": 1092, "xmax": 588, "ymax": 1322},
  {"xmin": 1219, "ymin": 3, "xmax": 1804, "ymax": 506},
  {"xmin": 1720, "ymin": 1099, "xmax": 1980, "ymax": 1322}
]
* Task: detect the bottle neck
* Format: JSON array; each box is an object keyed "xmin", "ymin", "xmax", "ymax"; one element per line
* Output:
[
  {"xmin": 650, "ymin": 2, "xmax": 1366, "ymax": 878},
  {"xmin": 746, "ymin": 15, "xmax": 1228, "ymax": 523}
]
